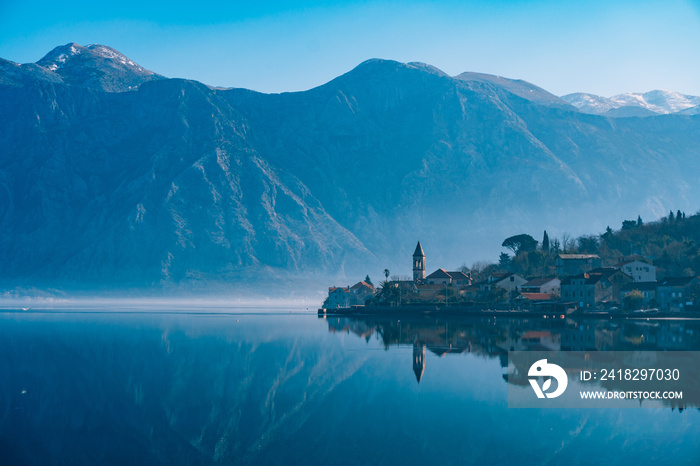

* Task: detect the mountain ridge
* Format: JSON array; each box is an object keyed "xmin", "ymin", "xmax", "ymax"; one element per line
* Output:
[
  {"xmin": 1, "ymin": 44, "xmax": 699, "ymax": 293},
  {"xmin": 562, "ymin": 89, "xmax": 700, "ymax": 117}
]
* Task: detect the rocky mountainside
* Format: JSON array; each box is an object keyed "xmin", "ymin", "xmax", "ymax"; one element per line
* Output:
[{"xmin": 1, "ymin": 44, "xmax": 699, "ymax": 293}]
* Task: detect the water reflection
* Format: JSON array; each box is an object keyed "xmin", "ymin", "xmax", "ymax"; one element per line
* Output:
[
  {"xmin": 2, "ymin": 311, "xmax": 700, "ymax": 465},
  {"xmin": 324, "ymin": 314, "xmax": 700, "ymax": 354},
  {"xmin": 323, "ymin": 314, "xmax": 700, "ymax": 409}
]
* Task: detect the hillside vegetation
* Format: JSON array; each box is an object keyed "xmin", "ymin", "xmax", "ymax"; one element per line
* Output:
[{"xmin": 486, "ymin": 210, "xmax": 700, "ymax": 280}]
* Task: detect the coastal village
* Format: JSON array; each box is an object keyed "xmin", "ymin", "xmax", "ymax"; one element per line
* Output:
[{"xmin": 323, "ymin": 239, "xmax": 700, "ymax": 314}]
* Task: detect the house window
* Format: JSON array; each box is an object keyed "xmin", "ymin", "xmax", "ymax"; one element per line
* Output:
[{"xmin": 510, "ymin": 276, "xmax": 514, "ymax": 282}]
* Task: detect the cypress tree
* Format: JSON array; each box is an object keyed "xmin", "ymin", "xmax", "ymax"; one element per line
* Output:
[{"xmin": 542, "ymin": 230, "xmax": 550, "ymax": 252}]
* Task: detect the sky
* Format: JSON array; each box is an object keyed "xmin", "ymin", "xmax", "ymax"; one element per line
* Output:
[{"xmin": 1, "ymin": 0, "xmax": 700, "ymax": 96}]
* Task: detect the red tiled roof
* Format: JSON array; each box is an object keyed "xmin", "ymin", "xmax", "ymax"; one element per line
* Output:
[
  {"xmin": 350, "ymin": 281, "xmax": 374, "ymax": 292},
  {"xmin": 426, "ymin": 268, "xmax": 452, "ymax": 279}
]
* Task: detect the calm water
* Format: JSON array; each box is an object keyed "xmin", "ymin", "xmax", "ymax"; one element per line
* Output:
[{"xmin": 1, "ymin": 309, "xmax": 700, "ymax": 465}]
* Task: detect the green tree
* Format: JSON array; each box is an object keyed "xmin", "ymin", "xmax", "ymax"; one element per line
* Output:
[
  {"xmin": 669, "ymin": 210, "xmax": 675, "ymax": 222},
  {"xmin": 637, "ymin": 215, "xmax": 643, "ymax": 227},
  {"xmin": 489, "ymin": 287, "xmax": 508, "ymax": 303},
  {"xmin": 383, "ymin": 269, "xmax": 390, "ymax": 283},
  {"xmin": 377, "ymin": 281, "xmax": 400, "ymax": 305},
  {"xmin": 502, "ymin": 234, "xmax": 538, "ymax": 255},
  {"xmin": 622, "ymin": 220, "xmax": 636, "ymax": 230},
  {"xmin": 577, "ymin": 235, "xmax": 600, "ymax": 254},
  {"xmin": 542, "ymin": 230, "xmax": 550, "ymax": 252},
  {"xmin": 623, "ymin": 290, "xmax": 644, "ymax": 311},
  {"xmin": 365, "ymin": 275, "xmax": 373, "ymax": 286},
  {"xmin": 499, "ymin": 252, "xmax": 511, "ymax": 269}
]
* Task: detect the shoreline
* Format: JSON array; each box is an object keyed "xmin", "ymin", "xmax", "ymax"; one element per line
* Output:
[{"xmin": 318, "ymin": 305, "xmax": 700, "ymax": 320}]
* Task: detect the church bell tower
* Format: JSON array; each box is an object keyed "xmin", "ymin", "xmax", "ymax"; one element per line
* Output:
[{"xmin": 413, "ymin": 241, "xmax": 425, "ymax": 281}]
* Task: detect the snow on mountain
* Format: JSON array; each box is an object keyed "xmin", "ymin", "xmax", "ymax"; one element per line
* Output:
[
  {"xmin": 34, "ymin": 42, "xmax": 163, "ymax": 92},
  {"xmin": 562, "ymin": 89, "xmax": 700, "ymax": 117},
  {"xmin": 611, "ymin": 90, "xmax": 700, "ymax": 114},
  {"xmin": 559, "ymin": 93, "xmax": 618, "ymax": 114}
]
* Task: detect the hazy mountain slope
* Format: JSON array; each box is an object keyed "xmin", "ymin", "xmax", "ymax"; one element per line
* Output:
[
  {"xmin": 1, "ymin": 46, "xmax": 700, "ymax": 290},
  {"xmin": 0, "ymin": 59, "xmax": 371, "ymax": 289},
  {"xmin": 453, "ymin": 71, "xmax": 573, "ymax": 109},
  {"xmin": 223, "ymin": 60, "xmax": 590, "ymax": 266},
  {"xmin": 224, "ymin": 59, "xmax": 700, "ymax": 268},
  {"xmin": 676, "ymin": 104, "xmax": 700, "ymax": 115}
]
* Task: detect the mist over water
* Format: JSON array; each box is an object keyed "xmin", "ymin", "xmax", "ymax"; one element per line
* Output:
[{"xmin": 2, "ymin": 309, "xmax": 699, "ymax": 465}]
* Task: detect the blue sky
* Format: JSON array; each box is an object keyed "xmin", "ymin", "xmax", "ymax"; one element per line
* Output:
[{"xmin": 2, "ymin": 0, "xmax": 700, "ymax": 96}]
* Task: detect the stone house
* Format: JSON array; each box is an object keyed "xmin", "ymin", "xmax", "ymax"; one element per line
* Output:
[
  {"xmin": 657, "ymin": 277, "xmax": 700, "ymax": 311},
  {"xmin": 325, "ymin": 281, "xmax": 375, "ymax": 308},
  {"xmin": 560, "ymin": 272, "xmax": 614, "ymax": 309},
  {"xmin": 612, "ymin": 259, "xmax": 656, "ymax": 282},
  {"xmin": 520, "ymin": 277, "xmax": 560, "ymax": 295},
  {"xmin": 425, "ymin": 268, "xmax": 472, "ymax": 287},
  {"xmin": 587, "ymin": 267, "xmax": 633, "ymax": 304},
  {"xmin": 481, "ymin": 272, "xmax": 527, "ymax": 294}
]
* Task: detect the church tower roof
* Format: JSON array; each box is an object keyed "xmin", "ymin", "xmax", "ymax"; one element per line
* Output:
[{"xmin": 413, "ymin": 241, "xmax": 425, "ymax": 257}]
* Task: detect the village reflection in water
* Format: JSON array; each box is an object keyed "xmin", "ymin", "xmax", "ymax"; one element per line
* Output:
[{"xmin": 322, "ymin": 314, "xmax": 700, "ymax": 410}]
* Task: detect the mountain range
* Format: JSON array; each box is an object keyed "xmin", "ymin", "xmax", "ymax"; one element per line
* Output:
[
  {"xmin": 561, "ymin": 90, "xmax": 700, "ymax": 117},
  {"xmin": 1, "ymin": 43, "xmax": 699, "ymax": 294}
]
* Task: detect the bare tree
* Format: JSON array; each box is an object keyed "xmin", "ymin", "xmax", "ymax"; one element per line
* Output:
[{"xmin": 561, "ymin": 233, "xmax": 574, "ymax": 253}]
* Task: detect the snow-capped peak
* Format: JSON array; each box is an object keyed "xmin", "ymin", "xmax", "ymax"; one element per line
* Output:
[
  {"xmin": 33, "ymin": 43, "xmax": 162, "ymax": 92},
  {"xmin": 84, "ymin": 44, "xmax": 148, "ymax": 72},
  {"xmin": 562, "ymin": 89, "xmax": 700, "ymax": 116},
  {"xmin": 609, "ymin": 90, "xmax": 700, "ymax": 114},
  {"xmin": 37, "ymin": 43, "xmax": 152, "ymax": 75}
]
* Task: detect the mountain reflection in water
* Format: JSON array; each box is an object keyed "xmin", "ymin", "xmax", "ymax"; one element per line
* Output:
[{"xmin": 2, "ymin": 311, "xmax": 700, "ymax": 465}]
